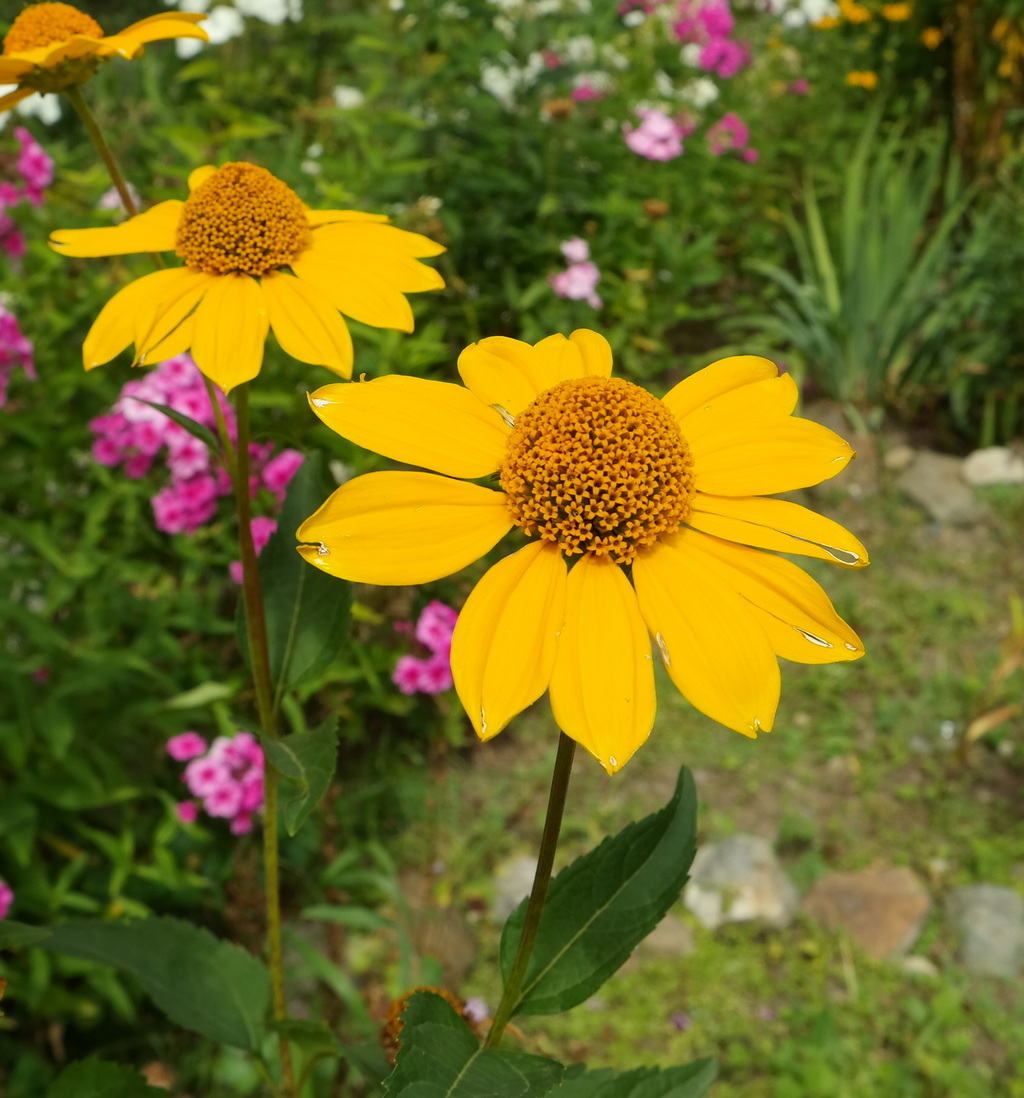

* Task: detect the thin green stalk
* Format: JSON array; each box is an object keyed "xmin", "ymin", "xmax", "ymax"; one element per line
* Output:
[
  {"xmin": 484, "ymin": 732, "xmax": 576, "ymax": 1049},
  {"xmin": 64, "ymin": 85, "xmax": 140, "ymax": 219},
  {"xmin": 231, "ymin": 386, "xmax": 294, "ymax": 1094}
]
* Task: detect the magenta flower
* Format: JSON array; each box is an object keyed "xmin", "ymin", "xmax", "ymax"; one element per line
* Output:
[
  {"xmin": 166, "ymin": 731, "xmax": 208, "ymax": 761},
  {"xmin": 623, "ymin": 107, "xmax": 685, "ymax": 161},
  {"xmin": 176, "ymin": 801, "xmax": 198, "ymax": 823},
  {"xmin": 698, "ymin": 37, "xmax": 749, "ymax": 78},
  {"xmin": 204, "ymin": 781, "xmax": 244, "ymax": 819},
  {"xmin": 0, "ymin": 880, "xmax": 13, "ymax": 920},
  {"xmin": 170, "ymin": 730, "xmax": 264, "ymax": 833},
  {"xmin": 392, "ymin": 600, "xmax": 458, "ymax": 696},
  {"xmin": 0, "ymin": 306, "xmax": 35, "ymax": 408},
  {"xmin": 183, "ymin": 756, "xmax": 231, "ymax": 798},
  {"xmin": 707, "ymin": 111, "xmax": 751, "ymax": 155},
  {"xmin": 549, "ymin": 262, "xmax": 603, "ymax": 309},
  {"xmin": 262, "ymin": 449, "xmax": 304, "ymax": 501},
  {"xmin": 787, "ymin": 78, "xmax": 809, "ymax": 94},
  {"xmin": 14, "ymin": 127, "xmax": 54, "ymax": 206},
  {"xmin": 560, "ymin": 236, "xmax": 591, "ymax": 264},
  {"xmin": 415, "ymin": 600, "xmax": 459, "ymax": 652}
]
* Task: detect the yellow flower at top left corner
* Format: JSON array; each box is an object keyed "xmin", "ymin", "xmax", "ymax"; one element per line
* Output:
[
  {"xmin": 49, "ymin": 163, "xmax": 446, "ymax": 392},
  {"xmin": 0, "ymin": 2, "xmax": 208, "ymax": 109}
]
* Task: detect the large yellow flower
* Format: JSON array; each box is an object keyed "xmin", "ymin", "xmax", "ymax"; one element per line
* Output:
[
  {"xmin": 50, "ymin": 163, "xmax": 445, "ymax": 391},
  {"xmin": 0, "ymin": 2, "xmax": 207, "ymax": 109},
  {"xmin": 297, "ymin": 330, "xmax": 868, "ymax": 774}
]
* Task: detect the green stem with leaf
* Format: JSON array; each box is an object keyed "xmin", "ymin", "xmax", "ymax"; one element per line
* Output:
[{"xmin": 484, "ymin": 731, "xmax": 576, "ymax": 1048}]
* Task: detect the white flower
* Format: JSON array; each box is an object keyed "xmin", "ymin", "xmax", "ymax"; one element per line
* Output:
[
  {"xmin": 680, "ymin": 42, "xmax": 703, "ymax": 66},
  {"xmin": 388, "ymin": 0, "xmax": 405, "ymax": 9},
  {"xmin": 563, "ymin": 34, "xmax": 596, "ymax": 65},
  {"xmin": 171, "ymin": 0, "xmax": 212, "ymax": 11},
  {"xmin": 680, "ymin": 75, "xmax": 719, "ymax": 107},
  {"xmin": 176, "ymin": 4, "xmax": 245, "ymax": 55},
  {"xmin": 333, "ymin": 85, "xmax": 365, "ymax": 109},
  {"xmin": 17, "ymin": 92, "xmax": 62, "ymax": 125},
  {"xmin": 572, "ymin": 70, "xmax": 613, "ymax": 94},
  {"xmin": 235, "ymin": 0, "xmax": 303, "ymax": 23},
  {"xmin": 306, "ymin": 141, "xmax": 324, "ymax": 158},
  {"xmin": 440, "ymin": 1, "xmax": 469, "ymax": 14},
  {"xmin": 654, "ymin": 70, "xmax": 676, "ymax": 98},
  {"xmin": 601, "ymin": 44, "xmax": 630, "ymax": 70},
  {"xmin": 623, "ymin": 9, "xmax": 645, "ymax": 25},
  {"xmin": 481, "ymin": 62, "xmax": 518, "ymax": 108},
  {"xmin": 300, "ymin": 159, "xmax": 322, "ymax": 175}
]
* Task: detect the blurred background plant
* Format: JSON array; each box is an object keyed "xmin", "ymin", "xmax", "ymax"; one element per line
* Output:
[{"xmin": 0, "ymin": 0, "xmax": 1022, "ymax": 1095}]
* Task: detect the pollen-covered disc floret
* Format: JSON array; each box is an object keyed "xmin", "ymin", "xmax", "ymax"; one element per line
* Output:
[
  {"xmin": 500, "ymin": 376, "xmax": 696, "ymax": 564},
  {"xmin": 3, "ymin": 3, "xmax": 103, "ymax": 53},
  {"xmin": 175, "ymin": 163, "xmax": 312, "ymax": 277}
]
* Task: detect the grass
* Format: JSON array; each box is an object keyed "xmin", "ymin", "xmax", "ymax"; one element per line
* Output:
[{"xmin": 382, "ymin": 478, "xmax": 1024, "ymax": 1096}]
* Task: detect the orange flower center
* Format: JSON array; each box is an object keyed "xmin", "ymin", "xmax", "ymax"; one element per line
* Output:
[
  {"xmin": 3, "ymin": 3, "xmax": 102, "ymax": 54},
  {"xmin": 500, "ymin": 376, "xmax": 695, "ymax": 565},
  {"xmin": 175, "ymin": 163, "xmax": 312, "ymax": 277}
]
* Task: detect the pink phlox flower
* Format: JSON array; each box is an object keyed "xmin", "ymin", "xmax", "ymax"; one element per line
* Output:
[
  {"xmin": 560, "ymin": 236, "xmax": 591, "ymax": 264},
  {"xmin": 183, "ymin": 756, "xmax": 231, "ymax": 798},
  {"xmin": 393, "ymin": 654, "xmax": 427, "ymax": 695},
  {"xmin": 415, "ymin": 600, "xmax": 458, "ymax": 654},
  {"xmin": 742, "ymin": 147, "xmax": 760, "ymax": 163},
  {"xmin": 0, "ymin": 306, "xmax": 35, "ymax": 409},
  {"xmin": 787, "ymin": 78, "xmax": 809, "ymax": 94},
  {"xmin": 230, "ymin": 813, "xmax": 254, "ymax": 835},
  {"xmin": 549, "ymin": 262, "xmax": 603, "ymax": 309},
  {"xmin": 0, "ymin": 880, "xmax": 14, "ymax": 920},
  {"xmin": 623, "ymin": 107, "xmax": 685, "ymax": 161},
  {"xmin": 542, "ymin": 48, "xmax": 564, "ymax": 68},
  {"xmin": 166, "ymin": 731, "xmax": 208, "ymax": 761},
  {"xmin": 204, "ymin": 780, "xmax": 244, "ymax": 819},
  {"xmin": 261, "ymin": 448, "xmax": 304, "ymax": 502},
  {"xmin": 418, "ymin": 651, "xmax": 454, "ymax": 694},
  {"xmin": 0, "ymin": 182, "xmax": 19, "ymax": 206},
  {"xmin": 698, "ymin": 0, "xmax": 734, "ymax": 38},
  {"xmin": 571, "ymin": 81, "xmax": 605, "ymax": 102},
  {"xmin": 239, "ymin": 772, "xmax": 265, "ymax": 813},
  {"xmin": 176, "ymin": 801, "xmax": 198, "ymax": 823},
  {"xmin": 698, "ymin": 36, "xmax": 749, "ymax": 78},
  {"xmin": 14, "ymin": 127, "xmax": 54, "ymax": 205},
  {"xmin": 229, "ymin": 515, "xmax": 280, "ymax": 584},
  {"xmin": 707, "ymin": 110, "xmax": 750, "ymax": 155}
]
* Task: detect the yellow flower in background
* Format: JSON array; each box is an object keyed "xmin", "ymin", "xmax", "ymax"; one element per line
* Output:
[
  {"xmin": 881, "ymin": 2, "xmax": 912, "ymax": 19},
  {"xmin": 921, "ymin": 27, "xmax": 943, "ymax": 48},
  {"xmin": 846, "ymin": 70, "xmax": 880, "ymax": 88},
  {"xmin": 838, "ymin": 0, "xmax": 873, "ymax": 22},
  {"xmin": 0, "ymin": 2, "xmax": 207, "ymax": 111},
  {"xmin": 50, "ymin": 163, "xmax": 445, "ymax": 392},
  {"xmin": 298, "ymin": 331, "xmax": 867, "ymax": 774},
  {"xmin": 814, "ymin": 15, "xmax": 841, "ymax": 28}
]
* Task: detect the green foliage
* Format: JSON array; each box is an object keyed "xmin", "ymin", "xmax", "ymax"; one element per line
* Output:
[
  {"xmin": 45, "ymin": 1060, "xmax": 166, "ymax": 1098},
  {"xmin": 548, "ymin": 1062, "xmax": 718, "ymax": 1098},
  {"xmin": 260, "ymin": 717, "xmax": 339, "ymax": 837},
  {"xmin": 502, "ymin": 769, "xmax": 697, "ymax": 1016}
]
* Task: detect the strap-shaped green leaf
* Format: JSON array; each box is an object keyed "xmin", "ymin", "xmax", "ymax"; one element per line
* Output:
[{"xmin": 502, "ymin": 768, "xmax": 697, "ymax": 1016}]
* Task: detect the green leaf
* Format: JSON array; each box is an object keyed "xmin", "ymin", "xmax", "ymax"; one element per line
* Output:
[
  {"xmin": 46, "ymin": 1060, "xmax": 167, "ymax": 1098},
  {"xmin": 261, "ymin": 715, "xmax": 338, "ymax": 835},
  {"xmin": 502, "ymin": 768, "xmax": 697, "ymax": 1016},
  {"xmin": 0, "ymin": 920, "xmax": 52, "ymax": 950},
  {"xmin": 545, "ymin": 1061, "xmax": 717, "ymax": 1097},
  {"xmin": 42, "ymin": 917, "xmax": 270, "ymax": 1050},
  {"xmin": 384, "ymin": 990, "xmax": 563, "ymax": 1097},
  {"xmin": 165, "ymin": 682, "xmax": 235, "ymax": 709},
  {"xmin": 253, "ymin": 452, "xmax": 352, "ymax": 694},
  {"xmin": 301, "ymin": 903, "xmax": 392, "ymax": 931},
  {"xmin": 131, "ymin": 399, "xmax": 220, "ymax": 454},
  {"xmin": 268, "ymin": 1017, "xmax": 344, "ymax": 1059}
]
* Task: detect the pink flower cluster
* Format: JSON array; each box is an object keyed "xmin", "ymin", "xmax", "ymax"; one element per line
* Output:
[
  {"xmin": 0, "ymin": 305, "xmax": 35, "ymax": 408},
  {"xmin": 623, "ymin": 106, "xmax": 693, "ymax": 161},
  {"xmin": 393, "ymin": 600, "xmax": 458, "ymax": 696},
  {"xmin": 0, "ymin": 126, "xmax": 54, "ymax": 260},
  {"xmin": 90, "ymin": 354, "xmax": 303, "ymax": 559},
  {"xmin": 707, "ymin": 111, "xmax": 758, "ymax": 161},
  {"xmin": 548, "ymin": 236, "xmax": 602, "ymax": 310},
  {"xmin": 673, "ymin": 0, "xmax": 750, "ymax": 79},
  {"xmin": 167, "ymin": 730, "xmax": 265, "ymax": 835},
  {"xmin": 0, "ymin": 880, "xmax": 13, "ymax": 920}
]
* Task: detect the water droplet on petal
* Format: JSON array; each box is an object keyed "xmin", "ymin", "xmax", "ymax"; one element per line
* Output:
[
  {"xmin": 310, "ymin": 397, "xmax": 335, "ymax": 408},
  {"xmin": 316, "ymin": 542, "xmax": 329, "ymax": 557},
  {"xmin": 655, "ymin": 632, "xmax": 671, "ymax": 666},
  {"xmin": 608, "ymin": 756, "xmax": 618, "ymax": 769},
  {"xmin": 480, "ymin": 708, "xmax": 488, "ymax": 735},
  {"xmin": 844, "ymin": 642, "xmax": 858, "ymax": 652},
  {"xmin": 795, "ymin": 627, "xmax": 832, "ymax": 648},
  {"xmin": 492, "ymin": 404, "xmax": 516, "ymax": 428}
]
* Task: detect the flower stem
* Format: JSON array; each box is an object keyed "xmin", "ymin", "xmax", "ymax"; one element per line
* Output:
[
  {"xmin": 484, "ymin": 731, "xmax": 576, "ymax": 1049},
  {"xmin": 64, "ymin": 85, "xmax": 140, "ymax": 219},
  {"xmin": 231, "ymin": 385, "xmax": 294, "ymax": 1095}
]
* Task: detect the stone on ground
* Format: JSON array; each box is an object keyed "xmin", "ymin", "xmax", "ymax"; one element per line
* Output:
[
  {"xmin": 962, "ymin": 446, "xmax": 1024, "ymax": 487},
  {"xmin": 946, "ymin": 883, "xmax": 1024, "ymax": 978},
  {"xmin": 896, "ymin": 450, "xmax": 987, "ymax": 526},
  {"xmin": 683, "ymin": 834, "xmax": 798, "ymax": 930}
]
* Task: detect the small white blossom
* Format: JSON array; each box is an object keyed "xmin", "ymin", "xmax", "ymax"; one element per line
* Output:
[
  {"xmin": 333, "ymin": 85, "xmax": 365, "ymax": 109},
  {"xmin": 680, "ymin": 75, "xmax": 719, "ymax": 107},
  {"xmin": 680, "ymin": 42, "xmax": 703, "ymax": 66},
  {"xmin": 623, "ymin": 9, "xmax": 645, "ymax": 25}
]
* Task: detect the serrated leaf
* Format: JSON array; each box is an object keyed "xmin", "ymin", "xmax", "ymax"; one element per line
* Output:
[
  {"xmin": 0, "ymin": 920, "xmax": 52, "ymax": 949},
  {"xmin": 46, "ymin": 1060, "xmax": 167, "ymax": 1098},
  {"xmin": 43, "ymin": 917, "xmax": 270, "ymax": 1050},
  {"xmin": 544, "ymin": 1060, "xmax": 717, "ymax": 1098},
  {"xmin": 244, "ymin": 453, "xmax": 351, "ymax": 694},
  {"xmin": 502, "ymin": 769, "xmax": 697, "ymax": 1016},
  {"xmin": 261, "ymin": 717, "xmax": 338, "ymax": 835},
  {"xmin": 384, "ymin": 991, "xmax": 563, "ymax": 1097},
  {"xmin": 131, "ymin": 399, "xmax": 220, "ymax": 454}
]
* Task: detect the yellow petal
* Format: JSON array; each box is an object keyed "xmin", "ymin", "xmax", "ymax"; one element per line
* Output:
[
  {"xmin": 0, "ymin": 87, "xmax": 34, "ymax": 112},
  {"xmin": 290, "ymin": 253, "xmax": 413, "ymax": 331},
  {"xmin": 261, "ymin": 271, "xmax": 353, "ymax": 376},
  {"xmin": 34, "ymin": 35, "xmax": 103, "ymax": 65},
  {"xmin": 533, "ymin": 332, "xmax": 585, "ymax": 382},
  {"xmin": 314, "ymin": 231, "xmax": 444, "ymax": 292},
  {"xmin": 689, "ymin": 494, "xmax": 869, "ymax": 568},
  {"xmin": 0, "ymin": 59, "xmax": 35, "ymax": 81},
  {"xmin": 673, "ymin": 529, "xmax": 864, "ymax": 664},
  {"xmin": 305, "ymin": 209, "xmax": 391, "ymax": 226},
  {"xmin": 457, "ymin": 341, "xmax": 545, "ymax": 422},
  {"xmin": 114, "ymin": 12, "xmax": 209, "ymax": 42},
  {"xmin": 633, "ymin": 538, "xmax": 779, "ymax": 736},
  {"xmin": 134, "ymin": 267, "xmax": 212, "ymax": 366},
  {"xmin": 188, "ymin": 166, "xmax": 217, "ymax": 191},
  {"xmin": 296, "ymin": 472, "xmax": 513, "ymax": 584},
  {"xmin": 82, "ymin": 267, "xmax": 200, "ymax": 370},
  {"xmin": 308, "ymin": 375, "xmax": 507, "ymax": 478},
  {"xmin": 548, "ymin": 554, "xmax": 656, "ymax": 774},
  {"xmin": 676, "ymin": 373, "xmax": 798, "ymax": 438},
  {"xmin": 451, "ymin": 541, "xmax": 567, "ymax": 741},
  {"xmin": 691, "ymin": 418, "xmax": 855, "ymax": 496},
  {"xmin": 662, "ymin": 355, "xmax": 779, "ymax": 422},
  {"xmin": 312, "ymin": 221, "xmax": 446, "ymax": 258},
  {"xmin": 570, "ymin": 328, "xmax": 613, "ymax": 377},
  {"xmin": 142, "ymin": 313, "xmax": 195, "ymax": 365},
  {"xmin": 50, "ymin": 200, "xmax": 182, "ymax": 257},
  {"xmin": 190, "ymin": 274, "xmax": 268, "ymax": 392}
]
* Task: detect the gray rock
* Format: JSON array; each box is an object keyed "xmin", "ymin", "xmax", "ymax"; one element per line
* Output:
[
  {"xmin": 802, "ymin": 866, "xmax": 931, "ymax": 959},
  {"xmin": 883, "ymin": 444, "xmax": 917, "ymax": 472},
  {"xmin": 962, "ymin": 447, "xmax": 1024, "ymax": 487},
  {"xmin": 491, "ymin": 854, "xmax": 538, "ymax": 923},
  {"xmin": 637, "ymin": 913, "xmax": 696, "ymax": 958},
  {"xmin": 684, "ymin": 834, "xmax": 798, "ymax": 930},
  {"xmin": 947, "ymin": 884, "xmax": 1024, "ymax": 977},
  {"xmin": 896, "ymin": 450, "xmax": 987, "ymax": 526}
]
